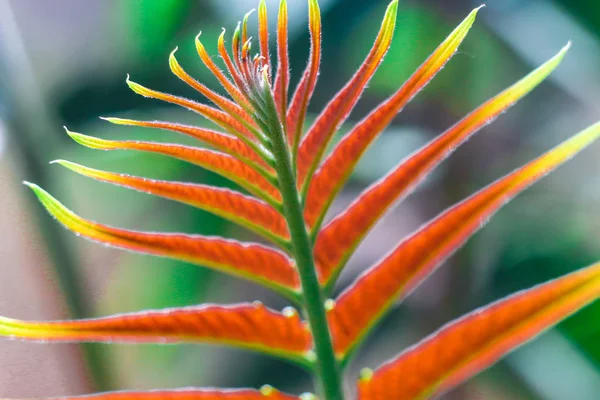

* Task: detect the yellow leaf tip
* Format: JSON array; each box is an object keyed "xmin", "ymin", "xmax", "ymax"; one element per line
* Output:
[
  {"xmin": 99, "ymin": 116, "xmax": 121, "ymax": 124},
  {"xmin": 49, "ymin": 159, "xmax": 67, "ymax": 166}
]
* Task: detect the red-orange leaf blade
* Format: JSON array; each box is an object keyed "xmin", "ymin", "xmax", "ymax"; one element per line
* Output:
[
  {"xmin": 296, "ymin": 0, "xmax": 398, "ymax": 187},
  {"xmin": 258, "ymin": 0, "xmax": 271, "ymax": 73},
  {"xmin": 100, "ymin": 118, "xmax": 271, "ymax": 170},
  {"xmin": 169, "ymin": 50, "xmax": 258, "ymax": 134},
  {"xmin": 0, "ymin": 388, "xmax": 302, "ymax": 400},
  {"xmin": 273, "ymin": 0, "xmax": 289, "ymax": 127},
  {"xmin": 24, "ymin": 184, "xmax": 300, "ymax": 298},
  {"xmin": 358, "ymin": 261, "xmax": 600, "ymax": 400},
  {"xmin": 195, "ymin": 32, "xmax": 251, "ymax": 110},
  {"xmin": 0, "ymin": 303, "xmax": 311, "ymax": 366},
  {"xmin": 54, "ymin": 160, "xmax": 290, "ymax": 246},
  {"xmin": 126, "ymin": 77, "xmax": 256, "ymax": 141},
  {"xmin": 286, "ymin": 0, "xmax": 321, "ymax": 151},
  {"xmin": 330, "ymin": 121, "xmax": 600, "ymax": 357},
  {"xmin": 303, "ymin": 6, "xmax": 481, "ymax": 230},
  {"xmin": 314, "ymin": 44, "xmax": 570, "ymax": 284},
  {"xmin": 65, "ymin": 129, "xmax": 281, "ymax": 205}
]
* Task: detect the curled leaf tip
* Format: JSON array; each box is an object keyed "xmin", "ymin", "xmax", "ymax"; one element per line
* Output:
[{"xmin": 48, "ymin": 159, "xmax": 66, "ymax": 166}]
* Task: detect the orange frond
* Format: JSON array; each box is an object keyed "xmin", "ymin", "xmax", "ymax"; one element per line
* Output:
[
  {"xmin": 303, "ymin": 6, "xmax": 480, "ymax": 230},
  {"xmin": 0, "ymin": 303, "xmax": 311, "ymax": 366},
  {"xmin": 219, "ymin": 28, "xmax": 252, "ymax": 99},
  {"xmin": 296, "ymin": 0, "xmax": 398, "ymax": 188},
  {"xmin": 313, "ymin": 43, "xmax": 570, "ymax": 284},
  {"xmin": 169, "ymin": 49, "xmax": 257, "ymax": 130},
  {"xmin": 65, "ymin": 129, "xmax": 281, "ymax": 206},
  {"xmin": 329, "ymin": 121, "xmax": 600, "ymax": 357},
  {"xmin": 286, "ymin": 0, "xmax": 321, "ymax": 151},
  {"xmin": 0, "ymin": 388, "xmax": 305, "ymax": 400},
  {"xmin": 54, "ymin": 160, "xmax": 290, "ymax": 247},
  {"xmin": 126, "ymin": 76, "xmax": 256, "ymax": 141},
  {"xmin": 195, "ymin": 31, "xmax": 251, "ymax": 109},
  {"xmin": 357, "ymin": 261, "xmax": 600, "ymax": 399},
  {"xmin": 100, "ymin": 117, "xmax": 272, "ymax": 170},
  {"xmin": 25, "ymin": 183, "xmax": 300, "ymax": 298},
  {"xmin": 273, "ymin": 0, "xmax": 290, "ymax": 126},
  {"xmin": 258, "ymin": 0, "xmax": 271, "ymax": 73}
]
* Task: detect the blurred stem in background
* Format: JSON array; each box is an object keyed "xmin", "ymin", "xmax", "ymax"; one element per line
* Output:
[{"xmin": 0, "ymin": 0, "xmax": 109, "ymax": 391}]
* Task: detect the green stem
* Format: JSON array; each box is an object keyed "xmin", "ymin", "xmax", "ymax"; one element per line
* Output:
[{"xmin": 263, "ymin": 87, "xmax": 344, "ymax": 400}]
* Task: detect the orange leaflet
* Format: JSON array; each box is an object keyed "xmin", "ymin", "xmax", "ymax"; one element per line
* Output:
[
  {"xmin": 296, "ymin": 0, "xmax": 398, "ymax": 188},
  {"xmin": 25, "ymin": 183, "xmax": 300, "ymax": 299},
  {"xmin": 195, "ymin": 32, "xmax": 251, "ymax": 110},
  {"xmin": 328, "ymin": 121, "xmax": 600, "ymax": 358},
  {"xmin": 220, "ymin": 27, "xmax": 250, "ymax": 97},
  {"xmin": 313, "ymin": 43, "xmax": 570, "ymax": 284},
  {"xmin": 100, "ymin": 118, "xmax": 272, "ymax": 170},
  {"xmin": 0, "ymin": 388, "xmax": 303, "ymax": 400},
  {"xmin": 303, "ymin": 6, "xmax": 481, "ymax": 231},
  {"xmin": 258, "ymin": 0, "xmax": 271, "ymax": 72},
  {"xmin": 286, "ymin": 0, "xmax": 321, "ymax": 150},
  {"xmin": 54, "ymin": 160, "xmax": 290, "ymax": 247},
  {"xmin": 273, "ymin": 0, "xmax": 289, "ymax": 126},
  {"xmin": 357, "ymin": 261, "xmax": 600, "ymax": 400},
  {"xmin": 65, "ymin": 129, "xmax": 281, "ymax": 206},
  {"xmin": 126, "ymin": 76, "xmax": 255, "ymax": 140},
  {"xmin": 169, "ymin": 49, "xmax": 258, "ymax": 132},
  {"xmin": 0, "ymin": 303, "xmax": 312, "ymax": 367}
]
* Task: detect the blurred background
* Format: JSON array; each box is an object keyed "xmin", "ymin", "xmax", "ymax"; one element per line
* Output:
[{"xmin": 0, "ymin": 0, "xmax": 599, "ymax": 398}]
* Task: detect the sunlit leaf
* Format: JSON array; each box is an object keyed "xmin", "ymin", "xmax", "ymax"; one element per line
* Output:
[
  {"xmin": 273, "ymin": 0, "xmax": 289, "ymax": 126},
  {"xmin": 287, "ymin": 0, "xmax": 321, "ymax": 151},
  {"xmin": 127, "ymin": 76, "xmax": 257, "ymax": 141},
  {"xmin": 329, "ymin": 121, "xmax": 600, "ymax": 358},
  {"xmin": 357, "ymin": 261, "xmax": 600, "ymax": 400},
  {"xmin": 0, "ymin": 387, "xmax": 305, "ymax": 400},
  {"xmin": 303, "ymin": 6, "xmax": 482, "ymax": 230},
  {"xmin": 313, "ymin": 43, "xmax": 570, "ymax": 285},
  {"xmin": 65, "ymin": 129, "xmax": 281, "ymax": 206},
  {"xmin": 101, "ymin": 117, "xmax": 272, "ymax": 170},
  {"xmin": 54, "ymin": 160, "xmax": 290, "ymax": 247},
  {"xmin": 0, "ymin": 303, "xmax": 312, "ymax": 366},
  {"xmin": 25, "ymin": 183, "xmax": 300, "ymax": 300},
  {"xmin": 169, "ymin": 49, "xmax": 259, "ymax": 135},
  {"xmin": 195, "ymin": 31, "xmax": 251, "ymax": 110},
  {"xmin": 296, "ymin": 0, "xmax": 398, "ymax": 188}
]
